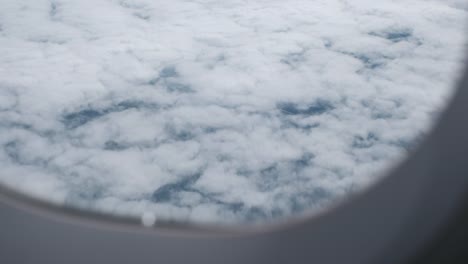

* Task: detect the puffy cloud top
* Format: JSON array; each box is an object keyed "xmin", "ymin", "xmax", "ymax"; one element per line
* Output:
[{"xmin": 0, "ymin": 0, "xmax": 466, "ymax": 224}]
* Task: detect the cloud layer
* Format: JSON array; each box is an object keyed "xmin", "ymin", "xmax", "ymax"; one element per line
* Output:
[{"xmin": 0, "ymin": 0, "xmax": 466, "ymax": 224}]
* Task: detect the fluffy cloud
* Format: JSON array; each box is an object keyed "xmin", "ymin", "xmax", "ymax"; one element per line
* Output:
[{"xmin": 0, "ymin": 0, "xmax": 466, "ymax": 224}]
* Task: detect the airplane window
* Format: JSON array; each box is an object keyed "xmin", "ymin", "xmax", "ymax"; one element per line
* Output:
[{"xmin": 0, "ymin": 0, "xmax": 466, "ymax": 226}]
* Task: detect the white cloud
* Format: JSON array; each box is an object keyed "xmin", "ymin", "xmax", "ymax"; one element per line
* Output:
[{"xmin": 0, "ymin": 0, "xmax": 466, "ymax": 224}]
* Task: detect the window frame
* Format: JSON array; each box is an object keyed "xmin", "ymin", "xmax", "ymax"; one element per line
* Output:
[{"xmin": 0, "ymin": 45, "xmax": 468, "ymax": 264}]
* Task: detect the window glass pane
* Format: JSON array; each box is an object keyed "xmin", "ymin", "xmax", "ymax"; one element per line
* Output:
[{"xmin": 0, "ymin": 0, "xmax": 466, "ymax": 225}]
